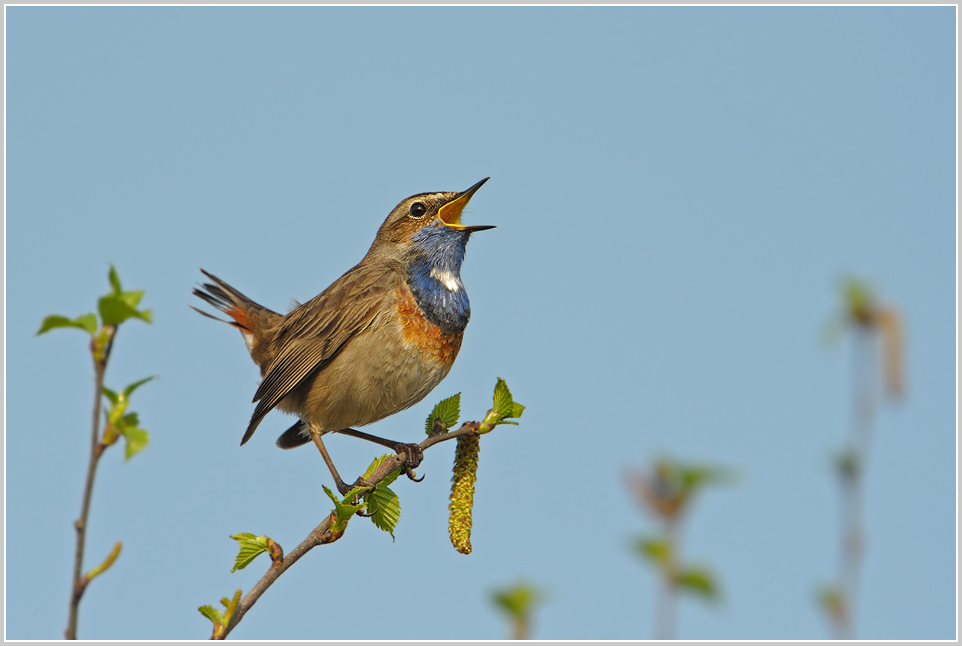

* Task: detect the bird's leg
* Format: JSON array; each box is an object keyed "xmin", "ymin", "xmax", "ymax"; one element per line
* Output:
[
  {"xmin": 336, "ymin": 428, "xmax": 424, "ymax": 470},
  {"xmin": 309, "ymin": 425, "xmax": 352, "ymax": 496}
]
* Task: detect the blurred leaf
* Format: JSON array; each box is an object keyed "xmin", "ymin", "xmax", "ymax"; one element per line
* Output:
[
  {"xmin": 102, "ymin": 386, "xmax": 120, "ymax": 406},
  {"xmin": 120, "ymin": 424, "xmax": 150, "ymax": 460},
  {"xmin": 36, "ymin": 313, "xmax": 97, "ymax": 336},
  {"xmin": 425, "ymin": 392, "xmax": 461, "ymax": 435},
  {"xmin": 122, "ymin": 375, "xmax": 156, "ymax": 398},
  {"xmin": 108, "ymin": 264, "xmax": 123, "ymax": 295},
  {"xmin": 97, "ymin": 267, "xmax": 152, "ymax": 326},
  {"xmin": 833, "ymin": 447, "xmax": 859, "ymax": 481},
  {"xmin": 98, "ymin": 294, "xmax": 143, "ymax": 327},
  {"xmin": 492, "ymin": 582, "xmax": 543, "ymax": 620},
  {"xmin": 118, "ymin": 289, "xmax": 144, "ymax": 309},
  {"xmin": 818, "ymin": 585, "xmax": 848, "ymax": 626},
  {"xmin": 84, "ymin": 541, "xmax": 122, "ymax": 581},
  {"xmin": 677, "ymin": 463, "xmax": 732, "ymax": 497},
  {"xmin": 101, "ymin": 376, "xmax": 154, "ymax": 458},
  {"xmin": 842, "ymin": 277, "xmax": 875, "ymax": 326},
  {"xmin": 635, "ymin": 536, "xmax": 672, "ymax": 566},
  {"xmin": 676, "ymin": 566, "xmax": 719, "ymax": 601}
]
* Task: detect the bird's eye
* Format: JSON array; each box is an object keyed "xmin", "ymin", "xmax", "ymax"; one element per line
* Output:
[{"xmin": 409, "ymin": 202, "xmax": 427, "ymax": 218}]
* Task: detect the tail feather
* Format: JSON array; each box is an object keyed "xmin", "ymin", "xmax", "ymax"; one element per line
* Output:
[
  {"xmin": 193, "ymin": 269, "xmax": 272, "ymax": 332},
  {"xmin": 276, "ymin": 420, "xmax": 312, "ymax": 449},
  {"xmin": 194, "ymin": 270, "xmax": 290, "ymax": 448}
]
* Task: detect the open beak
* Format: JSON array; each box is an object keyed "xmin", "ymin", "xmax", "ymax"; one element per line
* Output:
[{"xmin": 438, "ymin": 177, "xmax": 495, "ymax": 232}]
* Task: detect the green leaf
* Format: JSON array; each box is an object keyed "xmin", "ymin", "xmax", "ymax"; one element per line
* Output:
[
  {"xmin": 492, "ymin": 377, "xmax": 514, "ymax": 416},
  {"xmin": 230, "ymin": 533, "xmax": 271, "ymax": 573},
  {"xmin": 120, "ymin": 424, "xmax": 150, "ymax": 460},
  {"xmin": 98, "ymin": 294, "xmax": 138, "ymax": 327},
  {"xmin": 677, "ymin": 464, "xmax": 732, "ymax": 497},
  {"xmin": 491, "ymin": 582, "xmax": 543, "ymax": 620},
  {"xmin": 122, "ymin": 375, "xmax": 156, "ymax": 398},
  {"xmin": 493, "ymin": 378, "xmax": 524, "ymax": 422},
  {"xmin": 842, "ymin": 277, "xmax": 875, "ymax": 320},
  {"xmin": 364, "ymin": 478, "xmax": 401, "ymax": 539},
  {"xmin": 118, "ymin": 289, "xmax": 144, "ymax": 310},
  {"xmin": 77, "ymin": 313, "xmax": 99, "ymax": 334},
  {"xmin": 198, "ymin": 604, "xmax": 223, "ymax": 624},
  {"xmin": 833, "ymin": 447, "xmax": 859, "ymax": 481},
  {"xmin": 222, "ymin": 589, "xmax": 242, "ymax": 623},
  {"xmin": 635, "ymin": 536, "xmax": 672, "ymax": 565},
  {"xmin": 85, "ymin": 541, "xmax": 122, "ymax": 581},
  {"xmin": 818, "ymin": 584, "xmax": 848, "ymax": 624},
  {"xmin": 363, "ymin": 455, "xmax": 393, "ymax": 481},
  {"xmin": 481, "ymin": 378, "xmax": 525, "ymax": 432},
  {"xmin": 425, "ymin": 392, "xmax": 461, "ymax": 435},
  {"xmin": 323, "ymin": 485, "xmax": 363, "ymax": 532},
  {"xmin": 676, "ymin": 566, "xmax": 719, "ymax": 601},
  {"xmin": 108, "ymin": 265, "xmax": 123, "ymax": 295},
  {"xmin": 101, "ymin": 386, "xmax": 120, "ymax": 406},
  {"xmin": 36, "ymin": 313, "xmax": 97, "ymax": 336}
]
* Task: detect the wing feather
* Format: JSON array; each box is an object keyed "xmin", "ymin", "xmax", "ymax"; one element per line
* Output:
[{"xmin": 239, "ymin": 261, "xmax": 397, "ymax": 444}]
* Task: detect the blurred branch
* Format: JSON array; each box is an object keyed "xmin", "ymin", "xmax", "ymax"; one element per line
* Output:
[
  {"xmin": 628, "ymin": 457, "xmax": 729, "ymax": 639},
  {"xmin": 491, "ymin": 582, "xmax": 544, "ymax": 640},
  {"xmin": 820, "ymin": 276, "xmax": 904, "ymax": 639}
]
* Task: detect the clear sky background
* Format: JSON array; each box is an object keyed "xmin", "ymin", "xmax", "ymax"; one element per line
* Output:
[{"xmin": 5, "ymin": 6, "xmax": 956, "ymax": 641}]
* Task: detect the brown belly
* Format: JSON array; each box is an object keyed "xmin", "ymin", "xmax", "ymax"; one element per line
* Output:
[{"xmin": 277, "ymin": 285, "xmax": 463, "ymax": 433}]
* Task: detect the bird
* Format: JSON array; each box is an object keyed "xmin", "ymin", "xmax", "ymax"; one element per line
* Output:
[{"xmin": 193, "ymin": 178, "xmax": 493, "ymax": 494}]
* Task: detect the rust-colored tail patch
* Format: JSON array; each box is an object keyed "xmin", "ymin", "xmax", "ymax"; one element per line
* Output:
[{"xmin": 192, "ymin": 269, "xmax": 271, "ymax": 334}]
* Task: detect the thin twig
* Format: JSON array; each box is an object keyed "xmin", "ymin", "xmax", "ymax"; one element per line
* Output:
[
  {"xmin": 655, "ymin": 517, "xmax": 682, "ymax": 641},
  {"xmin": 835, "ymin": 327, "xmax": 876, "ymax": 639},
  {"xmin": 66, "ymin": 328, "xmax": 114, "ymax": 640},
  {"xmin": 216, "ymin": 421, "xmax": 481, "ymax": 639}
]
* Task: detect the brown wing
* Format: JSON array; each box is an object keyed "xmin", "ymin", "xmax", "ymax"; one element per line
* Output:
[{"xmin": 240, "ymin": 260, "xmax": 398, "ymax": 444}]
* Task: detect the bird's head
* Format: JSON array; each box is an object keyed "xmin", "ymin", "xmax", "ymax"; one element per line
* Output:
[{"xmin": 368, "ymin": 178, "xmax": 493, "ymax": 263}]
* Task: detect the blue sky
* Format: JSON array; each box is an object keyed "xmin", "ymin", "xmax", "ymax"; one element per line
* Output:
[{"xmin": 5, "ymin": 6, "xmax": 956, "ymax": 640}]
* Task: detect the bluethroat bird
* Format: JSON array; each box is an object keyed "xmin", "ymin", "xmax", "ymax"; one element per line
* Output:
[{"xmin": 193, "ymin": 178, "xmax": 493, "ymax": 494}]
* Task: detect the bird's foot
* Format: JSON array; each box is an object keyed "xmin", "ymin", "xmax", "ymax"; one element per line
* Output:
[
  {"xmin": 403, "ymin": 465, "xmax": 425, "ymax": 484},
  {"xmin": 390, "ymin": 442, "xmax": 425, "ymax": 485},
  {"xmin": 392, "ymin": 442, "xmax": 424, "ymax": 469}
]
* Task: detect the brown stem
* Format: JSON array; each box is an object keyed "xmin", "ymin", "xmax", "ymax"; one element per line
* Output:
[
  {"xmin": 655, "ymin": 517, "xmax": 681, "ymax": 640},
  {"xmin": 834, "ymin": 328, "xmax": 876, "ymax": 639},
  {"xmin": 511, "ymin": 616, "xmax": 530, "ymax": 641},
  {"xmin": 65, "ymin": 329, "xmax": 114, "ymax": 640},
  {"xmin": 215, "ymin": 421, "xmax": 482, "ymax": 639}
]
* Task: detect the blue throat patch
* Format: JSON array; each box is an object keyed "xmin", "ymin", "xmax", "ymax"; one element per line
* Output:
[{"xmin": 406, "ymin": 223, "xmax": 472, "ymax": 334}]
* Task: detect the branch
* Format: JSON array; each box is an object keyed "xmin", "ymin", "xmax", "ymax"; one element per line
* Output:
[
  {"xmin": 216, "ymin": 421, "xmax": 482, "ymax": 639},
  {"xmin": 65, "ymin": 327, "xmax": 115, "ymax": 640}
]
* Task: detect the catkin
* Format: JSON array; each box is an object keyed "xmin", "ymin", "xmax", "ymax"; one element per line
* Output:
[{"xmin": 449, "ymin": 434, "xmax": 480, "ymax": 554}]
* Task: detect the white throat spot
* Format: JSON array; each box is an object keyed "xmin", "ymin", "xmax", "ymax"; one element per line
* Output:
[{"xmin": 430, "ymin": 267, "xmax": 462, "ymax": 292}]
